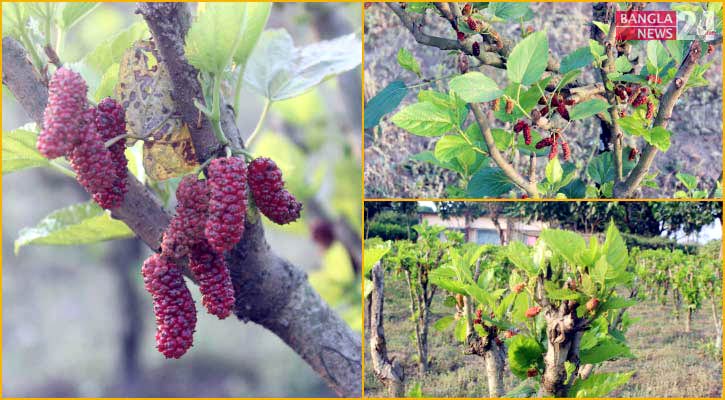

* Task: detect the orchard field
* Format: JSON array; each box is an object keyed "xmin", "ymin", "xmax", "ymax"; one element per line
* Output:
[{"xmin": 364, "ymin": 221, "xmax": 722, "ymax": 398}]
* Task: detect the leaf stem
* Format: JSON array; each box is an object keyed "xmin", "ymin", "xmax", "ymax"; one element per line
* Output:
[
  {"xmin": 233, "ymin": 64, "xmax": 246, "ymax": 116},
  {"xmin": 245, "ymin": 98, "xmax": 271, "ymax": 148},
  {"xmin": 210, "ymin": 74, "xmax": 229, "ymax": 146}
]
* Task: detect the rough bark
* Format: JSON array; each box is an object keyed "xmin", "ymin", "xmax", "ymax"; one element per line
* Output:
[
  {"xmin": 3, "ymin": 5, "xmax": 361, "ymax": 395},
  {"xmin": 370, "ymin": 262, "xmax": 405, "ymax": 397},
  {"xmin": 710, "ymin": 299, "xmax": 722, "ymax": 350}
]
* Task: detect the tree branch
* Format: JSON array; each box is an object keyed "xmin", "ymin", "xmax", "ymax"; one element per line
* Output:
[
  {"xmin": 3, "ymin": 5, "xmax": 361, "ymax": 395},
  {"xmin": 471, "ymin": 103, "xmax": 539, "ymax": 197}
]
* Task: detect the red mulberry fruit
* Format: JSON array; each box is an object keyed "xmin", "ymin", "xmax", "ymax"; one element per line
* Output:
[
  {"xmin": 614, "ymin": 85, "xmax": 627, "ymax": 100},
  {"xmin": 513, "ymin": 283, "xmax": 525, "ymax": 293},
  {"xmin": 466, "ymin": 17, "xmax": 477, "ymax": 31},
  {"xmin": 523, "ymin": 124, "xmax": 532, "ymax": 145},
  {"xmin": 551, "ymin": 94, "xmax": 561, "ymax": 107},
  {"xmin": 539, "ymin": 106, "xmax": 549, "ymax": 116},
  {"xmin": 513, "ymin": 120, "xmax": 526, "ymax": 133},
  {"xmin": 462, "ymin": 3, "xmax": 472, "ymax": 16},
  {"xmin": 586, "ymin": 298, "xmax": 599, "ymax": 312},
  {"xmin": 535, "ymin": 137, "xmax": 553, "ymax": 149},
  {"xmin": 646, "ymin": 100, "xmax": 655, "ymax": 119},
  {"xmin": 162, "ymin": 175, "xmax": 210, "ymax": 259},
  {"xmin": 95, "ymin": 97, "xmax": 128, "ymax": 196},
  {"xmin": 521, "ymin": 194, "xmax": 528, "ymax": 199},
  {"xmin": 248, "ymin": 157, "xmax": 303, "ymax": 225},
  {"xmin": 525, "ymin": 306, "xmax": 542, "ymax": 318},
  {"xmin": 205, "ymin": 157, "xmax": 248, "ymax": 253},
  {"xmin": 311, "ymin": 220, "xmax": 335, "ymax": 249},
  {"xmin": 457, "ymin": 30, "xmax": 465, "ymax": 42},
  {"xmin": 38, "ymin": 68, "xmax": 88, "ymax": 159},
  {"xmin": 472, "ymin": 41, "xmax": 480, "ymax": 56},
  {"xmin": 538, "ymin": 96, "xmax": 547, "ymax": 105},
  {"xmin": 561, "ymin": 141, "xmax": 571, "ymax": 161},
  {"xmin": 631, "ymin": 92, "xmax": 647, "ymax": 107},
  {"xmin": 628, "ymin": 147, "xmax": 638, "ymax": 161},
  {"xmin": 189, "ymin": 241, "xmax": 235, "ymax": 319},
  {"xmin": 707, "ymin": 43, "xmax": 714, "ymax": 55},
  {"xmin": 505, "ymin": 98, "xmax": 514, "ymax": 114},
  {"xmin": 548, "ymin": 140, "xmax": 559, "ymax": 160},
  {"xmin": 68, "ymin": 108, "xmax": 124, "ymax": 209},
  {"xmin": 142, "ymin": 254, "xmax": 197, "ymax": 359},
  {"xmin": 527, "ymin": 368, "xmax": 539, "ymax": 377},
  {"xmin": 492, "ymin": 98, "xmax": 500, "ymax": 111},
  {"xmin": 556, "ymin": 104, "xmax": 570, "ymax": 120},
  {"xmin": 504, "ymin": 330, "xmax": 516, "ymax": 339}
]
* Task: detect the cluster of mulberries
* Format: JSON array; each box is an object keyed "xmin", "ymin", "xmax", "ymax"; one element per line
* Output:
[
  {"xmin": 534, "ymin": 130, "xmax": 571, "ymax": 161},
  {"xmin": 248, "ymin": 157, "xmax": 303, "ymax": 225},
  {"xmin": 548, "ymin": 93, "xmax": 576, "ymax": 121},
  {"xmin": 37, "ymin": 68, "xmax": 128, "ymax": 209},
  {"xmin": 513, "ymin": 120, "xmax": 532, "ymax": 145},
  {"xmin": 142, "ymin": 254, "xmax": 197, "ymax": 359},
  {"xmin": 614, "ymin": 83, "xmax": 657, "ymax": 120}
]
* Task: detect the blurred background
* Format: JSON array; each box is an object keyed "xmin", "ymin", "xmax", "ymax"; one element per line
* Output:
[{"xmin": 3, "ymin": 2, "xmax": 362, "ymax": 397}]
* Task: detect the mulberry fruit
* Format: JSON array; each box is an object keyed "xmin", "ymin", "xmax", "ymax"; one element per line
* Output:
[
  {"xmin": 311, "ymin": 219, "xmax": 335, "ymax": 249},
  {"xmin": 504, "ymin": 330, "xmax": 516, "ymax": 339},
  {"xmin": 505, "ymin": 98, "xmax": 514, "ymax": 114},
  {"xmin": 646, "ymin": 100, "xmax": 655, "ymax": 119},
  {"xmin": 538, "ymin": 96, "xmax": 547, "ymax": 106},
  {"xmin": 561, "ymin": 141, "xmax": 571, "ymax": 161},
  {"xmin": 142, "ymin": 254, "xmax": 197, "ymax": 359},
  {"xmin": 457, "ymin": 30, "xmax": 465, "ymax": 42},
  {"xmin": 527, "ymin": 368, "xmax": 539, "ymax": 377},
  {"xmin": 521, "ymin": 194, "xmax": 528, "ymax": 199},
  {"xmin": 556, "ymin": 104, "xmax": 570, "ymax": 120},
  {"xmin": 205, "ymin": 157, "xmax": 248, "ymax": 253},
  {"xmin": 513, "ymin": 283, "xmax": 525, "ymax": 293},
  {"xmin": 535, "ymin": 137, "xmax": 554, "ymax": 149},
  {"xmin": 466, "ymin": 17, "xmax": 477, "ymax": 31},
  {"xmin": 539, "ymin": 106, "xmax": 549, "ymax": 116},
  {"xmin": 462, "ymin": 3, "xmax": 472, "ymax": 16},
  {"xmin": 513, "ymin": 120, "xmax": 526, "ymax": 133},
  {"xmin": 162, "ymin": 175, "xmax": 210, "ymax": 259},
  {"xmin": 586, "ymin": 298, "xmax": 599, "ymax": 312},
  {"xmin": 525, "ymin": 306, "xmax": 542, "ymax": 318},
  {"xmin": 551, "ymin": 94, "xmax": 561, "ymax": 107},
  {"xmin": 707, "ymin": 43, "xmax": 714, "ymax": 55},
  {"xmin": 248, "ymin": 157, "xmax": 303, "ymax": 225},
  {"xmin": 472, "ymin": 41, "xmax": 480, "ymax": 56},
  {"xmin": 548, "ymin": 139, "xmax": 559, "ymax": 160},
  {"xmin": 647, "ymin": 74, "xmax": 662, "ymax": 84},
  {"xmin": 189, "ymin": 241, "xmax": 235, "ymax": 319},
  {"xmin": 523, "ymin": 124, "xmax": 532, "ymax": 145},
  {"xmin": 631, "ymin": 92, "xmax": 647, "ymax": 107},
  {"xmin": 38, "ymin": 68, "xmax": 88, "ymax": 159},
  {"xmin": 628, "ymin": 147, "xmax": 638, "ymax": 161},
  {"xmin": 492, "ymin": 98, "xmax": 500, "ymax": 112},
  {"xmin": 68, "ymin": 108, "xmax": 124, "ymax": 209},
  {"xmin": 614, "ymin": 85, "xmax": 627, "ymax": 100},
  {"xmin": 95, "ymin": 97, "xmax": 128, "ymax": 196}
]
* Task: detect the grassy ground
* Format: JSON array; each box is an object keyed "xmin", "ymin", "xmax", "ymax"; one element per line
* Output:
[
  {"xmin": 364, "ymin": 270, "xmax": 722, "ymax": 397},
  {"xmin": 363, "ymin": 2, "xmax": 723, "ymax": 198}
]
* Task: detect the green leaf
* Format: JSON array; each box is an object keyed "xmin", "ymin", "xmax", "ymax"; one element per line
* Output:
[
  {"xmin": 580, "ymin": 338, "xmax": 633, "ymax": 364},
  {"xmin": 363, "ymin": 247, "xmax": 390, "ymax": 277},
  {"xmin": 504, "ymin": 380, "xmax": 540, "ymax": 398},
  {"xmin": 603, "ymin": 222, "xmax": 628, "ymax": 270},
  {"xmin": 646, "ymin": 40, "xmax": 671, "ymax": 75},
  {"xmin": 467, "ymin": 167, "xmax": 514, "ymax": 198},
  {"xmin": 397, "ymin": 48, "xmax": 421, "ymax": 76},
  {"xmin": 364, "ymin": 80, "xmax": 408, "ymax": 129},
  {"xmin": 544, "ymin": 281, "xmax": 581, "ymax": 300},
  {"xmin": 391, "ymin": 102, "xmax": 454, "ymax": 137},
  {"xmin": 556, "ymin": 70, "xmax": 582, "ymax": 92},
  {"xmin": 569, "ymin": 99, "xmax": 609, "ymax": 120},
  {"xmin": 449, "ymin": 72, "xmax": 502, "ymax": 103},
  {"xmin": 434, "ymin": 315, "xmax": 456, "ymax": 332},
  {"xmin": 232, "ymin": 2, "xmax": 271, "ymax": 67},
  {"xmin": 560, "ymin": 46, "xmax": 594, "ymax": 74},
  {"xmin": 15, "ymin": 202, "xmax": 135, "ymax": 254},
  {"xmin": 58, "ymin": 2, "xmax": 98, "ymax": 30},
  {"xmin": 540, "ymin": 229, "xmax": 585, "ymax": 266},
  {"xmin": 507, "ymin": 31, "xmax": 549, "ymax": 85},
  {"xmin": 3, "ymin": 124, "xmax": 49, "ymax": 174},
  {"xmin": 508, "ymin": 335, "xmax": 544, "ymax": 379},
  {"xmin": 488, "ymin": 3, "xmax": 531, "ymax": 21},
  {"xmin": 675, "ymin": 172, "xmax": 698, "ymax": 191},
  {"xmin": 592, "ymin": 21, "xmax": 610, "ymax": 36},
  {"xmin": 185, "ymin": 3, "xmax": 248, "ymax": 74},
  {"xmin": 601, "ymin": 296, "xmax": 637, "ymax": 311},
  {"xmin": 506, "ymin": 241, "xmax": 536, "ymax": 276},
  {"xmin": 647, "ymin": 126, "xmax": 671, "ymax": 152},
  {"xmin": 618, "ymin": 115, "xmax": 649, "ymax": 137},
  {"xmin": 435, "ymin": 135, "xmax": 477, "ymax": 170},
  {"xmin": 587, "ymin": 152, "xmax": 615, "ymax": 185},
  {"xmin": 545, "ymin": 157, "xmax": 563, "ymax": 184},
  {"xmin": 93, "ymin": 63, "xmax": 120, "ymax": 102},
  {"xmin": 615, "ymin": 56, "xmax": 633, "ymax": 73},
  {"xmin": 80, "ymin": 21, "xmax": 149, "ymax": 75},
  {"xmin": 569, "ymin": 372, "xmax": 634, "ymax": 398},
  {"xmin": 245, "ymin": 29, "xmax": 361, "ymax": 101}
]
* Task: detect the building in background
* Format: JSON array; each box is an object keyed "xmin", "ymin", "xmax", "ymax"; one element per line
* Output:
[{"xmin": 419, "ymin": 210, "xmax": 547, "ymax": 245}]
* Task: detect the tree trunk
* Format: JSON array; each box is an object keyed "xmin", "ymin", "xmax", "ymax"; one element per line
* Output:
[
  {"xmin": 483, "ymin": 346, "xmax": 505, "ymax": 397},
  {"xmin": 686, "ymin": 307, "xmax": 692, "ymax": 333},
  {"xmin": 370, "ymin": 262, "xmax": 405, "ymax": 397},
  {"xmin": 711, "ymin": 299, "xmax": 722, "ymax": 349},
  {"xmin": 405, "ymin": 270, "xmax": 426, "ymax": 373},
  {"xmin": 541, "ymin": 302, "xmax": 585, "ymax": 397}
]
